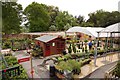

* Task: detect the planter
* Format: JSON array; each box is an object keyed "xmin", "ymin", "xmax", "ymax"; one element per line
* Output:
[
  {"xmin": 89, "ymin": 53, "xmax": 94, "ymax": 57},
  {"xmin": 82, "ymin": 59, "xmax": 91, "ymax": 66},
  {"xmin": 72, "ymin": 69, "xmax": 81, "ymax": 75}
]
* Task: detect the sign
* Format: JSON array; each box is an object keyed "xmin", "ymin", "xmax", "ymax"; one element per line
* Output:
[{"xmin": 18, "ymin": 57, "xmax": 30, "ymax": 63}]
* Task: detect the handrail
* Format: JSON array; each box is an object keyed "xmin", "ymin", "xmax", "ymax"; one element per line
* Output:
[
  {"xmin": 104, "ymin": 63, "xmax": 117, "ymax": 78},
  {"xmin": 1, "ymin": 54, "xmax": 9, "ymax": 68}
]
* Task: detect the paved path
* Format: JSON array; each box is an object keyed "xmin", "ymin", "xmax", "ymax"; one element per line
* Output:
[
  {"xmin": 85, "ymin": 61, "xmax": 117, "ymax": 78},
  {"xmin": 12, "ymin": 50, "xmax": 42, "ymax": 78},
  {"xmin": 74, "ymin": 52, "xmax": 120, "ymax": 78},
  {"xmin": 12, "ymin": 50, "xmax": 61, "ymax": 78},
  {"xmin": 12, "ymin": 50, "xmax": 120, "ymax": 78}
]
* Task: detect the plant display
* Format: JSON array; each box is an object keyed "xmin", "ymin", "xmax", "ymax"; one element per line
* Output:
[
  {"xmin": 81, "ymin": 59, "xmax": 91, "ymax": 66},
  {"xmin": 84, "ymin": 40, "xmax": 88, "ymax": 43},
  {"xmin": 68, "ymin": 43, "xmax": 72, "ymax": 54},
  {"xmin": 64, "ymin": 54, "xmax": 72, "ymax": 60},
  {"xmin": 72, "ymin": 43, "xmax": 76, "ymax": 53},
  {"xmin": 32, "ymin": 45, "xmax": 43, "ymax": 57},
  {"xmin": 56, "ymin": 60, "xmax": 81, "ymax": 75},
  {"xmin": 1, "ymin": 54, "xmax": 28, "ymax": 79},
  {"xmin": 97, "ymin": 50, "xmax": 104, "ymax": 55},
  {"xmin": 2, "ymin": 38, "xmax": 33, "ymax": 50}
]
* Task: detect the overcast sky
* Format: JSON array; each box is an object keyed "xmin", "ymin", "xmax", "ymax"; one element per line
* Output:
[{"xmin": 17, "ymin": 0, "xmax": 120, "ymax": 19}]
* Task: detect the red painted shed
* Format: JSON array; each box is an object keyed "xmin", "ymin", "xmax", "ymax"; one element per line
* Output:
[{"xmin": 35, "ymin": 35, "xmax": 65, "ymax": 57}]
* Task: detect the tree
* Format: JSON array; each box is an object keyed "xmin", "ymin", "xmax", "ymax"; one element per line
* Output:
[
  {"xmin": 47, "ymin": 6, "xmax": 59, "ymax": 26},
  {"xmin": 49, "ymin": 25, "xmax": 57, "ymax": 31},
  {"xmin": 87, "ymin": 9, "xmax": 120, "ymax": 27},
  {"xmin": 64, "ymin": 23, "xmax": 71, "ymax": 31},
  {"xmin": 55, "ymin": 11, "xmax": 78, "ymax": 31},
  {"xmin": 2, "ymin": 2, "xmax": 22, "ymax": 35},
  {"xmin": 76, "ymin": 15, "xmax": 85, "ymax": 26},
  {"xmin": 24, "ymin": 2, "xmax": 50, "ymax": 32}
]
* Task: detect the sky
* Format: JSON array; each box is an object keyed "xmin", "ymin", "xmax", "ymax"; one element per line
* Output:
[{"xmin": 17, "ymin": 0, "xmax": 120, "ymax": 20}]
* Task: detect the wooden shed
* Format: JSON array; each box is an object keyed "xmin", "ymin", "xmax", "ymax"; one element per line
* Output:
[{"xmin": 35, "ymin": 35, "xmax": 65, "ymax": 57}]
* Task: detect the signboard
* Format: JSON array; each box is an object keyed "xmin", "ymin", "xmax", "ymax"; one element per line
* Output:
[{"xmin": 18, "ymin": 57, "xmax": 30, "ymax": 63}]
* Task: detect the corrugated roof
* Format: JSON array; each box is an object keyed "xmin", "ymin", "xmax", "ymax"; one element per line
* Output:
[{"xmin": 35, "ymin": 35, "xmax": 58, "ymax": 43}]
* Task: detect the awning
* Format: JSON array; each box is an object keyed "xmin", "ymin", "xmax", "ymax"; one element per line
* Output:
[{"xmin": 66, "ymin": 26, "xmax": 95, "ymax": 37}]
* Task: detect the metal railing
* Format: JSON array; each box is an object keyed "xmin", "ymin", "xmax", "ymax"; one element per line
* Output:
[{"xmin": 104, "ymin": 64, "xmax": 117, "ymax": 79}]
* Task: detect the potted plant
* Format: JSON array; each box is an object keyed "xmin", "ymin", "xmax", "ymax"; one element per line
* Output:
[
  {"xmin": 72, "ymin": 43, "xmax": 76, "ymax": 53},
  {"xmin": 84, "ymin": 40, "xmax": 88, "ymax": 53},
  {"xmin": 68, "ymin": 43, "xmax": 72, "ymax": 54},
  {"xmin": 81, "ymin": 59, "xmax": 91, "ymax": 66}
]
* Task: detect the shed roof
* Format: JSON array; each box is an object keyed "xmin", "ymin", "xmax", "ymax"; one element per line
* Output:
[{"xmin": 35, "ymin": 35, "xmax": 58, "ymax": 43}]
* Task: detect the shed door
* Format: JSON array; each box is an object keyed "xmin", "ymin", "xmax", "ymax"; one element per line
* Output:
[{"xmin": 45, "ymin": 43, "xmax": 50, "ymax": 56}]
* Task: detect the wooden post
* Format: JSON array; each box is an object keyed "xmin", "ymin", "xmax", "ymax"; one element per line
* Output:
[{"xmin": 30, "ymin": 53, "xmax": 33, "ymax": 79}]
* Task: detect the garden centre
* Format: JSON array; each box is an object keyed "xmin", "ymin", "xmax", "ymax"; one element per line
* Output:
[{"xmin": 1, "ymin": 23, "xmax": 120, "ymax": 79}]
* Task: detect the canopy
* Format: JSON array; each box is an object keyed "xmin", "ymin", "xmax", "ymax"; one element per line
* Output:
[
  {"xmin": 66, "ymin": 26, "xmax": 95, "ymax": 37},
  {"xmin": 100, "ymin": 23, "xmax": 120, "ymax": 33},
  {"xmin": 99, "ymin": 23, "xmax": 120, "ymax": 37},
  {"xmin": 85, "ymin": 27, "xmax": 104, "ymax": 37}
]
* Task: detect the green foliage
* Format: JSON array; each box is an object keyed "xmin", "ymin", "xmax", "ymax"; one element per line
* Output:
[
  {"xmin": 55, "ymin": 11, "xmax": 78, "ymax": 31},
  {"xmin": 32, "ymin": 45, "xmax": 43, "ymax": 57},
  {"xmin": 81, "ymin": 59, "xmax": 91, "ymax": 66},
  {"xmin": 2, "ymin": 41, "xmax": 11, "ymax": 49},
  {"xmin": 2, "ymin": 38, "xmax": 33, "ymax": 50},
  {"xmin": 1, "ymin": 55, "xmax": 28, "ymax": 79},
  {"xmin": 84, "ymin": 40, "xmax": 88, "ymax": 43},
  {"xmin": 2, "ymin": 2, "xmax": 22, "ymax": 34},
  {"xmin": 24, "ymin": 2, "xmax": 50, "ymax": 32},
  {"xmin": 64, "ymin": 54, "xmax": 72, "ymax": 59},
  {"xmin": 87, "ymin": 9, "xmax": 120, "ymax": 27},
  {"xmin": 72, "ymin": 43, "xmax": 76, "ymax": 53},
  {"xmin": 68, "ymin": 43, "xmax": 72, "ymax": 54},
  {"xmin": 47, "ymin": 6, "xmax": 59, "ymax": 26},
  {"xmin": 49, "ymin": 25, "xmax": 57, "ymax": 31},
  {"xmin": 56, "ymin": 60, "xmax": 81, "ymax": 74},
  {"xmin": 76, "ymin": 53, "xmax": 84, "ymax": 58},
  {"xmin": 3, "ymin": 1, "xmax": 120, "ymax": 34}
]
